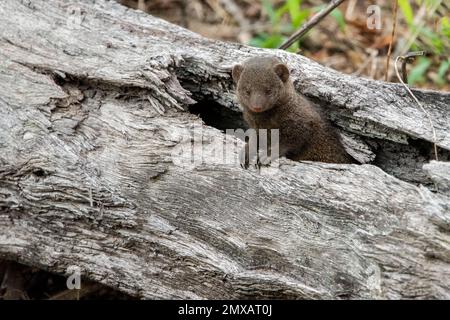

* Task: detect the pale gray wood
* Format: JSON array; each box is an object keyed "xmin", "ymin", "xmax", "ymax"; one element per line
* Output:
[
  {"xmin": 0, "ymin": 0, "xmax": 450, "ymax": 299},
  {"xmin": 424, "ymin": 161, "xmax": 450, "ymax": 192}
]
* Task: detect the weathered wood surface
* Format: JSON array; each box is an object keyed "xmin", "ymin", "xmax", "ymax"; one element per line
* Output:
[{"xmin": 1, "ymin": 0, "xmax": 450, "ymax": 299}]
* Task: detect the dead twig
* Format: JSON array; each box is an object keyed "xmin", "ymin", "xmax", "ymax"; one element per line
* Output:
[
  {"xmin": 401, "ymin": 51, "xmax": 427, "ymax": 83},
  {"xmin": 279, "ymin": 0, "xmax": 347, "ymax": 50},
  {"xmin": 394, "ymin": 54, "xmax": 438, "ymax": 161},
  {"xmin": 385, "ymin": 0, "xmax": 398, "ymax": 81}
]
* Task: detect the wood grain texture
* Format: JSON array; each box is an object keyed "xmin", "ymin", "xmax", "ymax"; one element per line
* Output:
[{"xmin": 0, "ymin": 0, "xmax": 450, "ymax": 299}]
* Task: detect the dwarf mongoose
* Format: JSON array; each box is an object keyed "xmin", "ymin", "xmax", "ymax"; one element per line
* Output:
[{"xmin": 232, "ymin": 56, "xmax": 353, "ymax": 166}]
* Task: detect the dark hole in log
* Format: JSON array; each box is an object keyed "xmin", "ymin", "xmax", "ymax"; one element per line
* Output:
[
  {"xmin": 0, "ymin": 259, "xmax": 136, "ymax": 300},
  {"xmin": 33, "ymin": 169, "xmax": 46, "ymax": 177},
  {"xmin": 373, "ymin": 138, "xmax": 450, "ymax": 189},
  {"xmin": 188, "ymin": 100, "xmax": 248, "ymax": 132},
  {"xmin": 185, "ymin": 96, "xmax": 449, "ymax": 189}
]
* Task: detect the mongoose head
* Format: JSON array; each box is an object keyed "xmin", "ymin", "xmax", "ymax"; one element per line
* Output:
[{"xmin": 232, "ymin": 56, "xmax": 290, "ymax": 113}]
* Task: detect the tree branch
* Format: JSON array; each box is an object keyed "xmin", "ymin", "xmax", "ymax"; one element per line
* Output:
[{"xmin": 279, "ymin": 0, "xmax": 347, "ymax": 50}]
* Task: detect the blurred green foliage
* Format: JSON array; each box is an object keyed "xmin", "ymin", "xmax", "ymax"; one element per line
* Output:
[
  {"xmin": 250, "ymin": 0, "xmax": 448, "ymax": 87},
  {"xmin": 398, "ymin": 0, "xmax": 449, "ymax": 86},
  {"xmin": 249, "ymin": 0, "xmax": 345, "ymax": 52}
]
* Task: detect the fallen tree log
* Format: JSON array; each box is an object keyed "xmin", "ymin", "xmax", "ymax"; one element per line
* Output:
[{"xmin": 0, "ymin": 0, "xmax": 450, "ymax": 299}]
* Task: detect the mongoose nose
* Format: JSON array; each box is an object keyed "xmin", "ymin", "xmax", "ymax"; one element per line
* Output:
[{"xmin": 251, "ymin": 105, "xmax": 263, "ymax": 112}]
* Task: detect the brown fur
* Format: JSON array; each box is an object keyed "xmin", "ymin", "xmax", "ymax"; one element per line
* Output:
[{"xmin": 233, "ymin": 56, "xmax": 353, "ymax": 164}]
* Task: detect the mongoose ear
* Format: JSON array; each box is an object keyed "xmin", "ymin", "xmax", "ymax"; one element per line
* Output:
[
  {"xmin": 232, "ymin": 64, "xmax": 244, "ymax": 83},
  {"xmin": 274, "ymin": 63, "xmax": 290, "ymax": 82}
]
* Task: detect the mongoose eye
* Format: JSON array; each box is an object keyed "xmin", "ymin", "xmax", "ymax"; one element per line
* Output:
[
  {"xmin": 265, "ymin": 88, "xmax": 272, "ymax": 95},
  {"xmin": 245, "ymin": 89, "xmax": 251, "ymax": 96}
]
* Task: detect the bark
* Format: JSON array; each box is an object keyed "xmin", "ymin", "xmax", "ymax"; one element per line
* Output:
[{"xmin": 0, "ymin": 0, "xmax": 450, "ymax": 299}]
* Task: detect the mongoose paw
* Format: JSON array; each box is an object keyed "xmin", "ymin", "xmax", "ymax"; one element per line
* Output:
[
  {"xmin": 240, "ymin": 162, "xmax": 249, "ymax": 170},
  {"xmin": 257, "ymin": 151, "xmax": 274, "ymax": 167},
  {"xmin": 239, "ymin": 145, "xmax": 259, "ymax": 170},
  {"xmin": 239, "ymin": 147, "xmax": 249, "ymax": 169}
]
